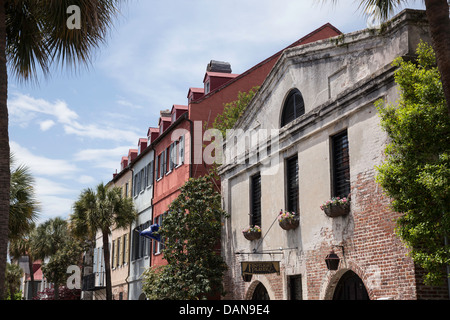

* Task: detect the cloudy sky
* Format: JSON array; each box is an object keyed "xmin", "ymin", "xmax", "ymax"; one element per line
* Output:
[{"xmin": 8, "ymin": 0, "xmax": 425, "ymax": 224}]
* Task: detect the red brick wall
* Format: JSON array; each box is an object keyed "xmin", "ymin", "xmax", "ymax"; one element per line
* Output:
[{"xmin": 223, "ymin": 170, "xmax": 449, "ymax": 300}]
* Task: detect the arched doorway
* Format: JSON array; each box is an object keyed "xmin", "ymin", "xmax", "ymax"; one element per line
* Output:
[
  {"xmin": 252, "ymin": 282, "xmax": 270, "ymax": 300},
  {"xmin": 333, "ymin": 270, "xmax": 369, "ymax": 300}
]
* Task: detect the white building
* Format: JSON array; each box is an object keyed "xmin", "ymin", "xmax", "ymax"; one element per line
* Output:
[{"xmin": 219, "ymin": 10, "xmax": 448, "ymax": 300}]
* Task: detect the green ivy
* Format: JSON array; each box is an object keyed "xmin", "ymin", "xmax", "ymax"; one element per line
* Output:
[{"xmin": 212, "ymin": 86, "xmax": 260, "ymax": 137}]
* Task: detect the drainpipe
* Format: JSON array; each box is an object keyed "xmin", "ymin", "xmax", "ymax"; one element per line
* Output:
[{"xmin": 186, "ymin": 118, "xmax": 194, "ymax": 178}]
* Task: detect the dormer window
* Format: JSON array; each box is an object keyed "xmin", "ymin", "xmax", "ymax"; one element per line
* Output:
[
  {"xmin": 281, "ymin": 89, "xmax": 305, "ymax": 127},
  {"xmin": 205, "ymin": 81, "xmax": 210, "ymax": 94}
]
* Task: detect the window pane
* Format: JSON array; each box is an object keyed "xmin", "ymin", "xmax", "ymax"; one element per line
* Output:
[{"xmin": 281, "ymin": 89, "xmax": 305, "ymax": 127}]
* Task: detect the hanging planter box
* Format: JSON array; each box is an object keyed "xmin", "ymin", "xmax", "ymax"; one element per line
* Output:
[
  {"xmin": 242, "ymin": 226, "xmax": 261, "ymax": 241},
  {"xmin": 278, "ymin": 211, "xmax": 299, "ymax": 230},
  {"xmin": 320, "ymin": 197, "xmax": 350, "ymax": 218},
  {"xmin": 323, "ymin": 204, "xmax": 350, "ymax": 218}
]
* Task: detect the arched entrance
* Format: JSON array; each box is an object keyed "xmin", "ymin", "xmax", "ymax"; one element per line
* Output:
[
  {"xmin": 333, "ymin": 270, "xmax": 369, "ymax": 300},
  {"xmin": 252, "ymin": 282, "xmax": 270, "ymax": 300}
]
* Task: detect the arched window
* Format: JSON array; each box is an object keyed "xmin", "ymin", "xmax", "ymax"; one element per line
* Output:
[{"xmin": 281, "ymin": 89, "xmax": 305, "ymax": 127}]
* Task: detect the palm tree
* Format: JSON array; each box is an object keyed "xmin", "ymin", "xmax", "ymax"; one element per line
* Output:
[
  {"xmin": 70, "ymin": 183, "xmax": 136, "ymax": 300},
  {"xmin": 5, "ymin": 262, "xmax": 23, "ymax": 300},
  {"xmin": 9, "ymin": 153, "xmax": 39, "ymax": 241},
  {"xmin": 32, "ymin": 217, "xmax": 69, "ymax": 300},
  {"xmin": 0, "ymin": 1, "xmax": 125, "ymax": 299},
  {"xmin": 326, "ymin": 0, "xmax": 450, "ymax": 115},
  {"xmin": 8, "ymin": 153, "xmax": 39, "ymax": 299},
  {"xmin": 8, "ymin": 227, "xmax": 37, "ymax": 300}
]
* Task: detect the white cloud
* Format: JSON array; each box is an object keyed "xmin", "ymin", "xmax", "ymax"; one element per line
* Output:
[
  {"xmin": 9, "ymin": 92, "xmax": 141, "ymax": 144},
  {"xmin": 77, "ymin": 175, "xmax": 96, "ymax": 185},
  {"xmin": 10, "ymin": 141, "xmax": 80, "ymax": 178},
  {"xmin": 9, "ymin": 92, "xmax": 78, "ymax": 126},
  {"xmin": 74, "ymin": 145, "xmax": 133, "ymax": 172},
  {"xmin": 39, "ymin": 119, "xmax": 56, "ymax": 131}
]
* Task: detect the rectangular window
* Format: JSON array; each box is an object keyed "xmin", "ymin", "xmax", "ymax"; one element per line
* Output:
[
  {"xmin": 250, "ymin": 173, "xmax": 261, "ymax": 227},
  {"xmin": 286, "ymin": 156, "xmax": 299, "ymax": 213},
  {"xmin": 331, "ymin": 130, "xmax": 350, "ymax": 198}
]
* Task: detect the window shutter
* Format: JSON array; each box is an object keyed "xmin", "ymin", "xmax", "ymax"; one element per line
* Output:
[
  {"xmin": 159, "ymin": 153, "xmax": 164, "ymax": 178},
  {"xmin": 93, "ymin": 248, "xmax": 98, "ymax": 274},
  {"xmin": 125, "ymin": 233, "xmax": 130, "ymax": 264},
  {"xmin": 148, "ymin": 161, "xmax": 154, "ymax": 186},
  {"xmin": 169, "ymin": 143, "xmax": 174, "ymax": 171},
  {"xmin": 119, "ymin": 236, "xmax": 124, "ymax": 266},
  {"xmin": 179, "ymin": 135, "xmax": 185, "ymax": 164},
  {"xmin": 250, "ymin": 173, "xmax": 262, "ymax": 227},
  {"xmin": 287, "ymin": 156, "xmax": 299, "ymax": 213},
  {"xmin": 332, "ymin": 131, "xmax": 350, "ymax": 198}
]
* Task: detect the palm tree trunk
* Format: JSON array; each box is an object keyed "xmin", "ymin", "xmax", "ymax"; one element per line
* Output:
[
  {"xmin": 102, "ymin": 231, "xmax": 112, "ymax": 300},
  {"xmin": 28, "ymin": 257, "xmax": 35, "ymax": 300},
  {"xmin": 424, "ymin": 0, "xmax": 450, "ymax": 116},
  {"xmin": 0, "ymin": 0, "xmax": 10, "ymax": 301}
]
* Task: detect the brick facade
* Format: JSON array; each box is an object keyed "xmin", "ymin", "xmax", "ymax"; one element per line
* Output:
[{"xmin": 219, "ymin": 10, "xmax": 449, "ymax": 300}]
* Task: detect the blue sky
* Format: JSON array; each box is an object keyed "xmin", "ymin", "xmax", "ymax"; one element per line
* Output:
[{"xmin": 8, "ymin": 0, "xmax": 425, "ymax": 224}]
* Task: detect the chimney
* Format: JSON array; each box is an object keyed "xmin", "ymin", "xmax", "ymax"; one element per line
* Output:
[
  {"xmin": 207, "ymin": 60, "xmax": 232, "ymax": 73},
  {"xmin": 160, "ymin": 109, "xmax": 171, "ymax": 118}
]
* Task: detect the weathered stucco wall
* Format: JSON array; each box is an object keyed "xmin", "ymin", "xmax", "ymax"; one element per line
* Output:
[{"xmin": 220, "ymin": 10, "xmax": 448, "ymax": 300}]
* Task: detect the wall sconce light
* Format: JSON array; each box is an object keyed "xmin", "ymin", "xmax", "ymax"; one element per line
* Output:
[{"xmin": 325, "ymin": 250, "xmax": 340, "ymax": 271}]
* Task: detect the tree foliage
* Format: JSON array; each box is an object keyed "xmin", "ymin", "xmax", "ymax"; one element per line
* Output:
[
  {"xmin": 212, "ymin": 86, "xmax": 259, "ymax": 137},
  {"xmin": 33, "ymin": 217, "xmax": 84, "ymax": 299},
  {"xmin": 5, "ymin": 262, "xmax": 23, "ymax": 300},
  {"xmin": 376, "ymin": 41, "xmax": 450, "ymax": 286},
  {"xmin": 70, "ymin": 182, "xmax": 136, "ymax": 300},
  {"xmin": 9, "ymin": 153, "xmax": 39, "ymax": 241},
  {"xmin": 142, "ymin": 174, "xmax": 229, "ymax": 300}
]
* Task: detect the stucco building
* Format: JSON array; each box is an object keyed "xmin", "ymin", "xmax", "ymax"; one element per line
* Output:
[{"xmin": 219, "ymin": 10, "xmax": 449, "ymax": 300}]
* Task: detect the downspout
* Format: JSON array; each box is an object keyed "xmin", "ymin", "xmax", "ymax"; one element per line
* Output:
[{"xmin": 186, "ymin": 118, "xmax": 194, "ymax": 178}]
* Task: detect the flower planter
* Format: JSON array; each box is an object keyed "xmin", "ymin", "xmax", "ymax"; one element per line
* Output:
[
  {"xmin": 243, "ymin": 230, "xmax": 261, "ymax": 241},
  {"xmin": 279, "ymin": 216, "xmax": 299, "ymax": 230},
  {"xmin": 323, "ymin": 203, "xmax": 350, "ymax": 218},
  {"xmin": 277, "ymin": 211, "xmax": 299, "ymax": 231}
]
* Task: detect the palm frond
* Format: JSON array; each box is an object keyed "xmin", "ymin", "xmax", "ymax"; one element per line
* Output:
[
  {"xmin": 320, "ymin": 0, "xmax": 409, "ymax": 21},
  {"xmin": 42, "ymin": 0, "xmax": 123, "ymax": 71},
  {"xmin": 9, "ymin": 153, "xmax": 40, "ymax": 240},
  {"xmin": 5, "ymin": 0, "xmax": 50, "ymax": 83},
  {"xmin": 5, "ymin": 0, "xmax": 125, "ymax": 82}
]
